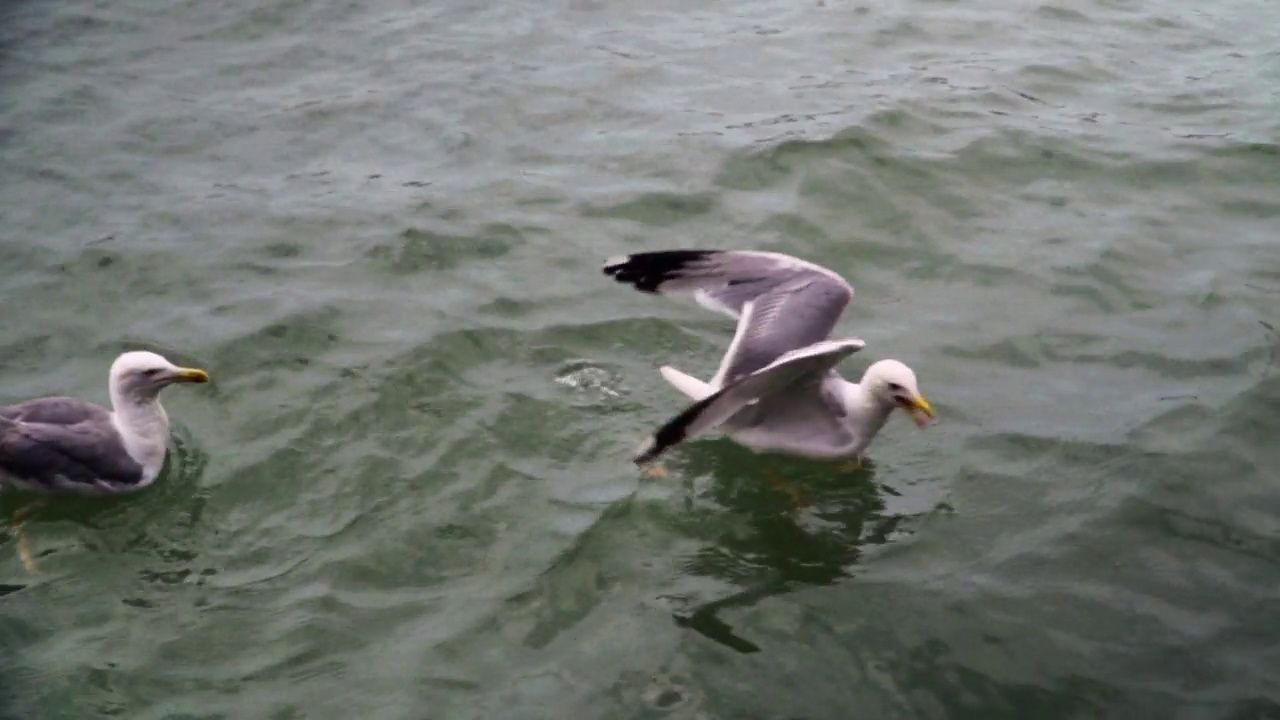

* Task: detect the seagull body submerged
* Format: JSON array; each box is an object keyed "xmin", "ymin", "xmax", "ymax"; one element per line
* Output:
[{"xmin": 602, "ymin": 249, "xmax": 934, "ymax": 466}]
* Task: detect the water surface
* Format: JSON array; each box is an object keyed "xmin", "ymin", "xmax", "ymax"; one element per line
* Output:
[{"xmin": 1, "ymin": 0, "xmax": 1279, "ymax": 717}]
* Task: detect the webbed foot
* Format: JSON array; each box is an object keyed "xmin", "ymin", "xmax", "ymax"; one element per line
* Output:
[
  {"xmin": 765, "ymin": 470, "xmax": 812, "ymax": 513},
  {"xmin": 12, "ymin": 503, "xmax": 42, "ymax": 575},
  {"xmin": 835, "ymin": 457, "xmax": 864, "ymax": 474}
]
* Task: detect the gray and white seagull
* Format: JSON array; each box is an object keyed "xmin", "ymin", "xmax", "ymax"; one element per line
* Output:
[
  {"xmin": 603, "ymin": 249, "xmax": 934, "ymax": 475},
  {"xmin": 0, "ymin": 350, "xmax": 209, "ymax": 572}
]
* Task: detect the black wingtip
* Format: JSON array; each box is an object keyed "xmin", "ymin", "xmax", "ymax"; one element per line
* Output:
[
  {"xmin": 602, "ymin": 250, "xmax": 719, "ymax": 294},
  {"xmin": 633, "ymin": 440, "xmax": 663, "ymax": 466},
  {"xmin": 631, "ymin": 423, "xmax": 684, "ymax": 466},
  {"xmin": 631, "ymin": 387, "xmax": 725, "ymax": 465}
]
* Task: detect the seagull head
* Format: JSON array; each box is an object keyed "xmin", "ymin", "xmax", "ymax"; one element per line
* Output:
[
  {"xmin": 109, "ymin": 351, "xmax": 209, "ymax": 402},
  {"xmin": 862, "ymin": 359, "xmax": 934, "ymax": 428}
]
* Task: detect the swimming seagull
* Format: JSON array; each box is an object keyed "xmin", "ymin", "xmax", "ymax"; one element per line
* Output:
[
  {"xmin": 0, "ymin": 350, "xmax": 209, "ymax": 572},
  {"xmin": 602, "ymin": 249, "xmax": 934, "ymax": 475}
]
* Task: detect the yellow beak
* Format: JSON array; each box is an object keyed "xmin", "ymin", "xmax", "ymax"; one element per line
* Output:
[
  {"xmin": 903, "ymin": 395, "xmax": 934, "ymax": 427},
  {"xmin": 909, "ymin": 395, "xmax": 934, "ymax": 418},
  {"xmin": 172, "ymin": 367, "xmax": 210, "ymax": 384}
]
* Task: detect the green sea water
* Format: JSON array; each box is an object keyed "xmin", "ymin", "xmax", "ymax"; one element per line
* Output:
[{"xmin": 1, "ymin": 0, "xmax": 1279, "ymax": 717}]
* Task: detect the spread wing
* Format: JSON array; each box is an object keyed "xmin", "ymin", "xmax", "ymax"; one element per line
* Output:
[
  {"xmin": 633, "ymin": 338, "xmax": 865, "ymax": 465},
  {"xmin": 603, "ymin": 249, "xmax": 856, "ymax": 385},
  {"xmin": 734, "ymin": 383, "xmax": 860, "ymax": 457}
]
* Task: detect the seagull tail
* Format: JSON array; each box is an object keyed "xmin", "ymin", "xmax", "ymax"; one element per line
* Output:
[{"xmin": 659, "ymin": 366, "xmax": 714, "ymax": 401}]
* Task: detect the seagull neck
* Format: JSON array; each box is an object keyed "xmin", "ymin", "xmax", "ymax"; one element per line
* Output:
[
  {"xmin": 843, "ymin": 381, "xmax": 895, "ymax": 427},
  {"xmin": 841, "ymin": 379, "xmax": 877, "ymax": 407},
  {"xmin": 110, "ymin": 390, "xmax": 170, "ymax": 445}
]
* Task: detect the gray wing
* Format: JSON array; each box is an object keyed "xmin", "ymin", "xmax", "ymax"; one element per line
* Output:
[
  {"xmin": 633, "ymin": 339, "xmax": 864, "ymax": 465},
  {"xmin": 0, "ymin": 417, "xmax": 146, "ymax": 491},
  {"xmin": 0, "ymin": 397, "xmax": 112, "ymax": 426},
  {"xmin": 733, "ymin": 384, "xmax": 858, "ymax": 456},
  {"xmin": 602, "ymin": 249, "xmax": 856, "ymax": 383}
]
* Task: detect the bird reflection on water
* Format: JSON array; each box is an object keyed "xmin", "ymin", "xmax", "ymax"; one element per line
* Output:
[{"xmin": 658, "ymin": 443, "xmax": 939, "ymax": 654}]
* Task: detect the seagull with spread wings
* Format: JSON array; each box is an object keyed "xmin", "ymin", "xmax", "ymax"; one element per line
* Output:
[{"xmin": 603, "ymin": 249, "xmax": 934, "ymax": 476}]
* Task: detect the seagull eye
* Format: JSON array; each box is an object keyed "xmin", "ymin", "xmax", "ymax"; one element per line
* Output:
[
  {"xmin": 887, "ymin": 382, "xmax": 903, "ymax": 392},
  {"xmin": 142, "ymin": 368, "xmax": 162, "ymax": 377}
]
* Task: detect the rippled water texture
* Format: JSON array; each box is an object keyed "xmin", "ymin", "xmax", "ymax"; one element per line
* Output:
[{"xmin": 1, "ymin": 0, "xmax": 1279, "ymax": 717}]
